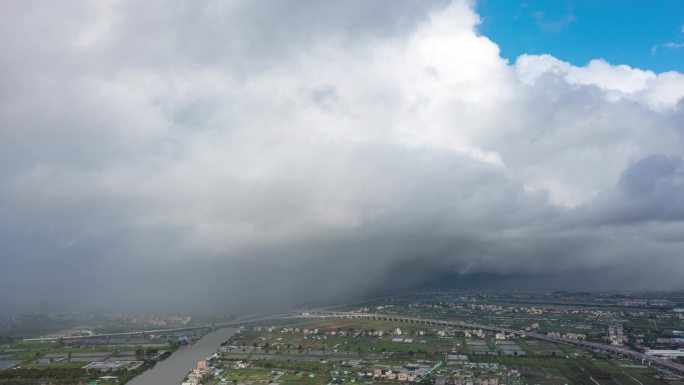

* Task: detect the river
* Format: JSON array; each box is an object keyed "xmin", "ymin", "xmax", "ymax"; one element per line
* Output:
[{"xmin": 127, "ymin": 328, "xmax": 235, "ymax": 385}]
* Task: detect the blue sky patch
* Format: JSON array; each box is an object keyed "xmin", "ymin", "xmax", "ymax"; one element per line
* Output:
[{"xmin": 476, "ymin": 0, "xmax": 683, "ymax": 73}]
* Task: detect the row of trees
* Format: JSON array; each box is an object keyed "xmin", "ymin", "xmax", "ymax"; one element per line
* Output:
[{"xmin": 0, "ymin": 367, "xmax": 88, "ymax": 381}]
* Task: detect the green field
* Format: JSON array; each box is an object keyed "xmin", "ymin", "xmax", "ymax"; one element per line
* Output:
[{"xmin": 214, "ymin": 317, "xmax": 677, "ymax": 385}]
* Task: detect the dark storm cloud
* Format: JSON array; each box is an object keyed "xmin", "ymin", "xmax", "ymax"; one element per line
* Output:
[
  {"xmin": 1, "ymin": 0, "xmax": 683, "ymax": 313},
  {"xmin": 588, "ymin": 155, "xmax": 684, "ymax": 224}
]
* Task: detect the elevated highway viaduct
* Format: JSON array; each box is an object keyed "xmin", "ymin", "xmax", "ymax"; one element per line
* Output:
[
  {"xmin": 291, "ymin": 310, "xmax": 684, "ymax": 377},
  {"xmin": 23, "ymin": 309, "xmax": 684, "ymax": 377}
]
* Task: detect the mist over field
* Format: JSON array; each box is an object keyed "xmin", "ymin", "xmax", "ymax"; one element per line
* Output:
[{"xmin": 1, "ymin": 0, "xmax": 684, "ymax": 314}]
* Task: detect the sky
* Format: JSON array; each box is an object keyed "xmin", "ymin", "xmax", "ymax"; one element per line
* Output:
[
  {"xmin": 477, "ymin": 0, "xmax": 684, "ymax": 73},
  {"xmin": 0, "ymin": 0, "xmax": 683, "ymax": 314}
]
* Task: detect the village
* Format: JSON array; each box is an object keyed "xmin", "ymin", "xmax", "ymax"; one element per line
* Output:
[{"xmin": 172, "ymin": 313, "xmax": 677, "ymax": 385}]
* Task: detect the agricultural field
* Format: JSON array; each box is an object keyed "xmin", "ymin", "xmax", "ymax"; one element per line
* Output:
[
  {"xmin": 197, "ymin": 317, "xmax": 678, "ymax": 385},
  {"xmin": 0, "ymin": 335, "xmax": 182, "ymax": 384},
  {"xmin": 365, "ymin": 292, "xmax": 684, "ymax": 350}
]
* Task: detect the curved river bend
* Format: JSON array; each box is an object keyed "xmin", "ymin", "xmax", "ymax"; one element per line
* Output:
[{"xmin": 128, "ymin": 328, "xmax": 235, "ymax": 385}]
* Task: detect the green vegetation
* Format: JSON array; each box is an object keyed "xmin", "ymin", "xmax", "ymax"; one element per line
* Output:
[
  {"xmin": 0, "ymin": 334, "xmax": 181, "ymax": 384},
  {"xmin": 207, "ymin": 316, "xmax": 677, "ymax": 385}
]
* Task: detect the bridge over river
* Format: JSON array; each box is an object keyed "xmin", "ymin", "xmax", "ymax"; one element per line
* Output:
[
  {"xmin": 21, "ymin": 314, "xmax": 284, "ymax": 343},
  {"xmin": 22, "ymin": 309, "xmax": 684, "ymax": 377}
]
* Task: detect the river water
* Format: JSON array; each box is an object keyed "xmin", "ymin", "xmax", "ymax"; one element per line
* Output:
[{"xmin": 127, "ymin": 328, "xmax": 235, "ymax": 385}]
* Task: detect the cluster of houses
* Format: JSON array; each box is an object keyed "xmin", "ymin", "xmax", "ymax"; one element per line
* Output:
[
  {"xmin": 392, "ymin": 300, "xmax": 653, "ymax": 319},
  {"xmin": 452, "ymin": 376, "xmax": 501, "ymax": 385},
  {"xmin": 248, "ymin": 324, "xmax": 535, "ymax": 343},
  {"xmin": 564, "ymin": 333, "xmax": 587, "ymax": 340},
  {"xmin": 617, "ymin": 299, "xmax": 673, "ymax": 307},
  {"xmin": 463, "ymin": 329, "xmax": 486, "ymax": 339},
  {"xmin": 181, "ymin": 360, "xmax": 211, "ymax": 385},
  {"xmin": 525, "ymin": 322, "xmax": 539, "ymax": 331},
  {"xmin": 246, "ymin": 324, "xmax": 530, "ymax": 346},
  {"xmin": 494, "ymin": 333, "xmax": 509, "ymax": 340},
  {"xmin": 249, "ymin": 325, "xmax": 470, "ymax": 338},
  {"xmin": 606, "ymin": 324, "xmax": 627, "ymax": 345},
  {"xmin": 232, "ymin": 360, "xmax": 249, "ymax": 369},
  {"xmin": 444, "ymin": 362, "xmax": 521, "ymax": 385},
  {"xmin": 366, "ymin": 364, "xmax": 434, "ymax": 382},
  {"xmin": 434, "ymin": 373, "xmax": 508, "ymax": 385},
  {"xmin": 258, "ymin": 326, "xmax": 367, "ymax": 337},
  {"xmin": 546, "ymin": 331, "xmax": 587, "ymax": 340}
]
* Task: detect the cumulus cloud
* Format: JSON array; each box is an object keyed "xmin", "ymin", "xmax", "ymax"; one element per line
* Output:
[{"xmin": 1, "ymin": 0, "xmax": 683, "ymax": 312}]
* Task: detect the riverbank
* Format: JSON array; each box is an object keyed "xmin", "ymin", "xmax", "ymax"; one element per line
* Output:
[{"xmin": 127, "ymin": 328, "xmax": 236, "ymax": 385}]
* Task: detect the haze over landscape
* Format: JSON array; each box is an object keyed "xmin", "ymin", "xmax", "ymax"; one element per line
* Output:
[{"xmin": 1, "ymin": 0, "xmax": 684, "ymax": 314}]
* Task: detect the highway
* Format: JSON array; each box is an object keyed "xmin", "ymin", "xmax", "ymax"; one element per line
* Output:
[
  {"xmin": 22, "ymin": 309, "xmax": 684, "ymax": 377},
  {"xmin": 22, "ymin": 314, "xmax": 284, "ymax": 342},
  {"xmin": 290, "ymin": 310, "xmax": 684, "ymax": 377},
  {"xmin": 22, "ymin": 325, "xmax": 214, "ymax": 342}
]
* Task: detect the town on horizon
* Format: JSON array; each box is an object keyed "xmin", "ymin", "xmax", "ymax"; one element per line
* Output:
[{"xmin": 2, "ymin": 290, "xmax": 684, "ymax": 384}]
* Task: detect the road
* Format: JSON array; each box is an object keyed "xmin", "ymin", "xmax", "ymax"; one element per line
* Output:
[
  {"xmin": 290, "ymin": 310, "xmax": 684, "ymax": 377},
  {"xmin": 22, "ymin": 314, "xmax": 283, "ymax": 342},
  {"xmin": 22, "ymin": 308, "xmax": 684, "ymax": 377}
]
